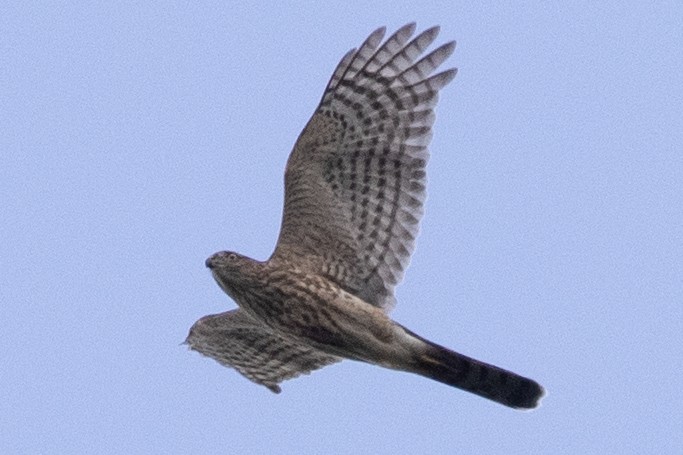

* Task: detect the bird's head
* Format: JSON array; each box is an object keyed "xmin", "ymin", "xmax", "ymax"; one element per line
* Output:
[{"xmin": 205, "ymin": 251, "xmax": 262, "ymax": 299}]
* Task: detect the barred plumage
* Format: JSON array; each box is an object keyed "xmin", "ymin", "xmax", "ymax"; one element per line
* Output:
[
  {"xmin": 188, "ymin": 310, "xmax": 340, "ymax": 392},
  {"xmin": 274, "ymin": 24, "xmax": 456, "ymax": 310},
  {"xmin": 186, "ymin": 24, "xmax": 544, "ymax": 409}
]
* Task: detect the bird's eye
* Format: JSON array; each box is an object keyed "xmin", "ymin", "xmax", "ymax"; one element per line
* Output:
[{"xmin": 227, "ymin": 253, "xmax": 237, "ymax": 261}]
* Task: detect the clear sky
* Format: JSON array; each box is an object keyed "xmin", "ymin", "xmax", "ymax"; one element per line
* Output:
[{"xmin": 2, "ymin": 2, "xmax": 682, "ymax": 454}]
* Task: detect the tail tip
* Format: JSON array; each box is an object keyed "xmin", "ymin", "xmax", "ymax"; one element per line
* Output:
[{"xmin": 510, "ymin": 379, "xmax": 545, "ymax": 410}]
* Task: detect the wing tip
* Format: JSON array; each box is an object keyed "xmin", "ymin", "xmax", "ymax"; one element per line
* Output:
[{"xmin": 266, "ymin": 383, "xmax": 283, "ymax": 394}]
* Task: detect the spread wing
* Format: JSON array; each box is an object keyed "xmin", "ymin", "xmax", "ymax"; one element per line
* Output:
[
  {"xmin": 186, "ymin": 310, "xmax": 341, "ymax": 392},
  {"xmin": 271, "ymin": 24, "xmax": 456, "ymax": 311}
]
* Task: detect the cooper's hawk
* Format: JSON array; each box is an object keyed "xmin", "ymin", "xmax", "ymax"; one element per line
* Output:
[{"xmin": 186, "ymin": 24, "xmax": 544, "ymax": 409}]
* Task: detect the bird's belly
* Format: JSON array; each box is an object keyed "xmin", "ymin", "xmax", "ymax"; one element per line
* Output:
[{"xmin": 237, "ymin": 281, "xmax": 412, "ymax": 367}]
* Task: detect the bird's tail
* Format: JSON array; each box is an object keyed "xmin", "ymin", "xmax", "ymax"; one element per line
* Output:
[{"xmin": 405, "ymin": 329, "xmax": 544, "ymax": 409}]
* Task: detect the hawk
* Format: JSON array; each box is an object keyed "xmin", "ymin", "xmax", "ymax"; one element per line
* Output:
[{"xmin": 186, "ymin": 24, "xmax": 544, "ymax": 409}]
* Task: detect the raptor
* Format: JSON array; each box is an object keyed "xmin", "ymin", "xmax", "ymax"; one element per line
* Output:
[{"xmin": 186, "ymin": 23, "xmax": 544, "ymax": 409}]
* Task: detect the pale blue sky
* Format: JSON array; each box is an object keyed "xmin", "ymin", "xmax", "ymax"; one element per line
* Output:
[{"xmin": 2, "ymin": 2, "xmax": 682, "ymax": 454}]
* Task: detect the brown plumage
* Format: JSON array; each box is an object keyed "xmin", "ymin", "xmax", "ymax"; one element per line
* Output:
[{"xmin": 186, "ymin": 24, "xmax": 544, "ymax": 409}]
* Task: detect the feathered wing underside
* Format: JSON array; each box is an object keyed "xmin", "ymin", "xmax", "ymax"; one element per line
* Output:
[
  {"xmin": 272, "ymin": 24, "xmax": 457, "ymax": 311},
  {"xmin": 186, "ymin": 310, "xmax": 341, "ymax": 392}
]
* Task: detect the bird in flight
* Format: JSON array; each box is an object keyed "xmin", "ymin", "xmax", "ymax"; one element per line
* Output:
[{"xmin": 186, "ymin": 23, "xmax": 544, "ymax": 409}]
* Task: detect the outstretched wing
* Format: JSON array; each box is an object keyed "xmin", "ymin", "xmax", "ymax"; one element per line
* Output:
[
  {"xmin": 186, "ymin": 310, "xmax": 341, "ymax": 392},
  {"xmin": 271, "ymin": 24, "xmax": 456, "ymax": 311}
]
